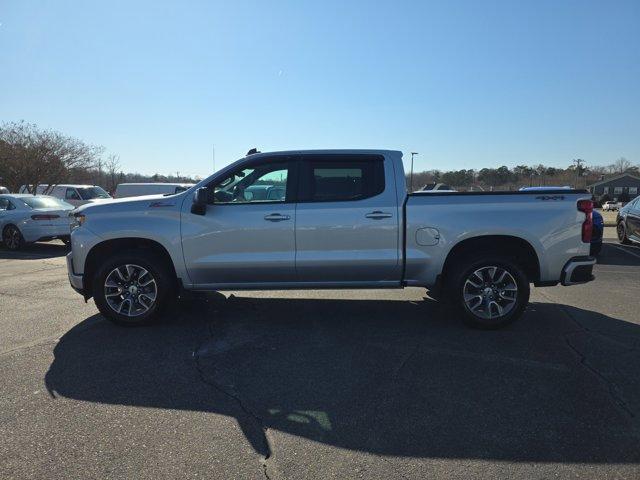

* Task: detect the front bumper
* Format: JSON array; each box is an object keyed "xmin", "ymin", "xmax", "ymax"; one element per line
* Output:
[
  {"xmin": 66, "ymin": 252, "xmax": 84, "ymax": 295},
  {"xmin": 561, "ymin": 256, "xmax": 596, "ymax": 286}
]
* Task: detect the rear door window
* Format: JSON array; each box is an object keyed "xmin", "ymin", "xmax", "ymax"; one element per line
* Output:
[
  {"xmin": 298, "ymin": 155, "xmax": 385, "ymax": 202},
  {"xmin": 66, "ymin": 188, "xmax": 81, "ymax": 200}
]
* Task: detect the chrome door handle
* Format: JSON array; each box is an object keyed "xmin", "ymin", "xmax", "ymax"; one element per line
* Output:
[
  {"xmin": 264, "ymin": 213, "xmax": 290, "ymax": 222},
  {"xmin": 365, "ymin": 211, "xmax": 392, "ymax": 220}
]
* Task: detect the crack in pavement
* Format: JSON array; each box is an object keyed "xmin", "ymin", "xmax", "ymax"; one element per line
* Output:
[
  {"xmin": 535, "ymin": 289, "xmax": 638, "ymax": 417},
  {"xmin": 564, "ymin": 336, "xmax": 635, "ymax": 417},
  {"xmin": 392, "ymin": 342, "xmax": 420, "ymax": 378},
  {"xmin": 555, "ymin": 302, "xmax": 636, "ymax": 418},
  {"xmin": 192, "ymin": 311, "xmax": 274, "ymax": 480}
]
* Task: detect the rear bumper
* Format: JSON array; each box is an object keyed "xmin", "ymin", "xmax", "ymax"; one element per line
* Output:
[
  {"xmin": 66, "ymin": 252, "xmax": 84, "ymax": 295},
  {"xmin": 561, "ymin": 256, "xmax": 596, "ymax": 286},
  {"xmin": 22, "ymin": 224, "xmax": 72, "ymax": 243}
]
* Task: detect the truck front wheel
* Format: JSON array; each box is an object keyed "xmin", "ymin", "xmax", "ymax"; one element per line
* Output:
[
  {"xmin": 93, "ymin": 250, "xmax": 175, "ymax": 326},
  {"xmin": 446, "ymin": 255, "xmax": 530, "ymax": 330}
]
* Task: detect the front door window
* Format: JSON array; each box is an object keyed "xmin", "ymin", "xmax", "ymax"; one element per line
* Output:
[{"xmin": 212, "ymin": 164, "xmax": 289, "ymax": 204}]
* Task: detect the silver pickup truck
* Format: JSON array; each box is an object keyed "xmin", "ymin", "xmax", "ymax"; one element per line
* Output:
[{"xmin": 67, "ymin": 150, "xmax": 596, "ymax": 329}]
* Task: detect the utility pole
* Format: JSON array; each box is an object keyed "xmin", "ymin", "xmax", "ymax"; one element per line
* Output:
[
  {"xmin": 97, "ymin": 159, "xmax": 102, "ymax": 186},
  {"xmin": 410, "ymin": 152, "xmax": 419, "ymax": 192},
  {"xmin": 573, "ymin": 159, "xmax": 585, "ymax": 188}
]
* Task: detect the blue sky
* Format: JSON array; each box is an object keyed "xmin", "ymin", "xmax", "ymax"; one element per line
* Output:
[{"xmin": 1, "ymin": 0, "xmax": 639, "ymax": 177}]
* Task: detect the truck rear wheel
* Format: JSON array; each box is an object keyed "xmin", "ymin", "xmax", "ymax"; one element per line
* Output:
[
  {"xmin": 446, "ymin": 255, "xmax": 530, "ymax": 329},
  {"xmin": 93, "ymin": 250, "xmax": 175, "ymax": 326}
]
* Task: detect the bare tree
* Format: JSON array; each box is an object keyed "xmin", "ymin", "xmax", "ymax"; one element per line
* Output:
[
  {"xmin": 0, "ymin": 121, "xmax": 102, "ymax": 193},
  {"xmin": 105, "ymin": 154, "xmax": 121, "ymax": 194},
  {"xmin": 611, "ymin": 157, "xmax": 632, "ymax": 174}
]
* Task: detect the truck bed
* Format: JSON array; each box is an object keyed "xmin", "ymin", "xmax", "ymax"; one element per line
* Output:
[{"xmin": 403, "ymin": 189, "xmax": 592, "ymax": 288}]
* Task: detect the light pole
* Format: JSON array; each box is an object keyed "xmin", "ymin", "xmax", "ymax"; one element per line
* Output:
[
  {"xmin": 410, "ymin": 152, "xmax": 419, "ymax": 192},
  {"xmin": 573, "ymin": 159, "xmax": 585, "ymax": 189}
]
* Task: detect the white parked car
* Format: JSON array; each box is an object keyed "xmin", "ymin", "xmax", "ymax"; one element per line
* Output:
[
  {"xmin": 114, "ymin": 183, "xmax": 194, "ymax": 199},
  {"xmin": 19, "ymin": 184, "xmax": 112, "ymax": 207},
  {"xmin": 602, "ymin": 201, "xmax": 620, "ymax": 211},
  {"xmin": 0, "ymin": 186, "xmax": 9, "ymax": 194},
  {"xmin": 0, "ymin": 194, "xmax": 75, "ymax": 250},
  {"xmin": 421, "ymin": 183, "xmax": 457, "ymax": 193}
]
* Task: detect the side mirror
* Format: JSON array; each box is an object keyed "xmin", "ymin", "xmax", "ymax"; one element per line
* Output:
[{"xmin": 191, "ymin": 187, "xmax": 208, "ymax": 215}]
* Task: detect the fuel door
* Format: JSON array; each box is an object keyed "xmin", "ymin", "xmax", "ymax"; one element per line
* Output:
[{"xmin": 416, "ymin": 227, "xmax": 440, "ymax": 246}]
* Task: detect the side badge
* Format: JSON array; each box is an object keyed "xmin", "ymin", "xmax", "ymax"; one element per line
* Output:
[{"xmin": 535, "ymin": 195, "xmax": 565, "ymax": 201}]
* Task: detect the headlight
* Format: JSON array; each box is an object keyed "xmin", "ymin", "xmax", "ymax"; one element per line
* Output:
[{"xmin": 70, "ymin": 212, "xmax": 86, "ymax": 231}]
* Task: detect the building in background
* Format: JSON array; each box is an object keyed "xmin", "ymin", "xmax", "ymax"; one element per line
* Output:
[{"xmin": 588, "ymin": 174, "xmax": 640, "ymax": 202}]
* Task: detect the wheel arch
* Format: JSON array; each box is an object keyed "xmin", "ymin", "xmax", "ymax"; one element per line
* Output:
[
  {"xmin": 2, "ymin": 222, "xmax": 20, "ymax": 233},
  {"xmin": 83, "ymin": 237, "xmax": 178, "ymax": 298},
  {"xmin": 441, "ymin": 235, "xmax": 541, "ymax": 284}
]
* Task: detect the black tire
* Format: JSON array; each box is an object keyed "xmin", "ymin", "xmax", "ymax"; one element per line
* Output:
[
  {"xmin": 445, "ymin": 254, "xmax": 530, "ymax": 330},
  {"xmin": 93, "ymin": 250, "xmax": 175, "ymax": 326},
  {"xmin": 590, "ymin": 242, "xmax": 602, "ymax": 256},
  {"xmin": 2, "ymin": 225, "xmax": 25, "ymax": 251},
  {"xmin": 617, "ymin": 221, "xmax": 631, "ymax": 245}
]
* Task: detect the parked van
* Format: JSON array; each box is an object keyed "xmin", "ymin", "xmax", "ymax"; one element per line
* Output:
[
  {"xmin": 114, "ymin": 183, "xmax": 195, "ymax": 198},
  {"xmin": 19, "ymin": 184, "xmax": 112, "ymax": 207}
]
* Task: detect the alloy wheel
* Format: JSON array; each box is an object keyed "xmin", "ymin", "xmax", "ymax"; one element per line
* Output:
[
  {"xmin": 104, "ymin": 264, "xmax": 158, "ymax": 317},
  {"xmin": 3, "ymin": 227, "xmax": 21, "ymax": 250},
  {"xmin": 617, "ymin": 222, "xmax": 626, "ymax": 242},
  {"xmin": 463, "ymin": 266, "xmax": 518, "ymax": 320}
]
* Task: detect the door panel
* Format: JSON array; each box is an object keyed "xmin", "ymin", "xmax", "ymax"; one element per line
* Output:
[
  {"xmin": 294, "ymin": 155, "xmax": 400, "ymax": 283},
  {"xmin": 181, "ymin": 158, "xmax": 296, "ymax": 286},
  {"xmin": 181, "ymin": 202, "xmax": 296, "ymax": 284}
]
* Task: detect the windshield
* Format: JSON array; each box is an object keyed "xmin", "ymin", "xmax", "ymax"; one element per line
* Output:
[
  {"xmin": 21, "ymin": 196, "xmax": 73, "ymax": 209},
  {"xmin": 77, "ymin": 186, "xmax": 111, "ymax": 200}
]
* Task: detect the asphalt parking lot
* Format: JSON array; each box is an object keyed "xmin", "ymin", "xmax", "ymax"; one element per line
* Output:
[{"xmin": 2, "ymin": 230, "xmax": 640, "ymax": 479}]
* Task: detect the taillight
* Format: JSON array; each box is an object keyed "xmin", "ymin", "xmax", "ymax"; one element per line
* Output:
[
  {"xmin": 577, "ymin": 200, "xmax": 593, "ymax": 243},
  {"xmin": 31, "ymin": 214, "xmax": 60, "ymax": 221}
]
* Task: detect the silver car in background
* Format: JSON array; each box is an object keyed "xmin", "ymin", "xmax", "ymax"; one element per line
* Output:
[{"xmin": 0, "ymin": 194, "xmax": 75, "ymax": 250}]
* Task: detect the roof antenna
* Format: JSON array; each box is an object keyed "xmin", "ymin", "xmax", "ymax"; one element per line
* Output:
[{"xmin": 246, "ymin": 148, "xmax": 260, "ymax": 156}]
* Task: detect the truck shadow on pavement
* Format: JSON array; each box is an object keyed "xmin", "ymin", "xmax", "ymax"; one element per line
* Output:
[
  {"xmin": 0, "ymin": 241, "xmax": 68, "ymax": 259},
  {"xmin": 45, "ymin": 294, "xmax": 640, "ymax": 464}
]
